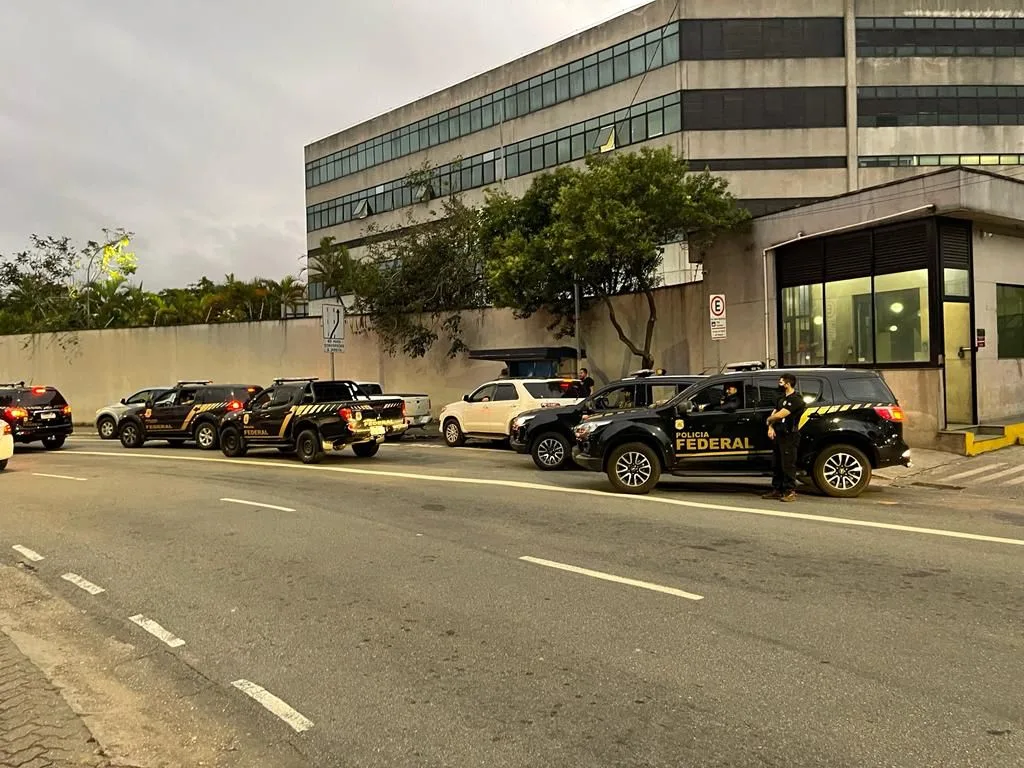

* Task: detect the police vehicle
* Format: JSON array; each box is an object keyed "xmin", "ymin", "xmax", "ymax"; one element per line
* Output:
[
  {"xmin": 571, "ymin": 366, "xmax": 911, "ymax": 497},
  {"xmin": 117, "ymin": 380, "xmax": 262, "ymax": 450},
  {"xmin": 0, "ymin": 382, "xmax": 74, "ymax": 449},
  {"xmin": 218, "ymin": 377, "xmax": 406, "ymax": 464},
  {"xmin": 510, "ymin": 370, "xmax": 706, "ymax": 470}
]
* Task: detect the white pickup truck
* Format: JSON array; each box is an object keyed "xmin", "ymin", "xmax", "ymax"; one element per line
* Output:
[{"xmin": 355, "ymin": 382, "xmax": 432, "ymax": 440}]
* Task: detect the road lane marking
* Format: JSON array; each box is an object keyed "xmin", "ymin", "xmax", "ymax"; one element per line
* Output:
[
  {"xmin": 62, "ymin": 451, "xmax": 1024, "ymax": 548},
  {"xmin": 946, "ymin": 464, "xmax": 1005, "ymax": 481},
  {"xmin": 520, "ymin": 556, "xmax": 704, "ymax": 600},
  {"xmin": 32, "ymin": 472, "xmax": 87, "ymax": 481},
  {"xmin": 220, "ymin": 497, "xmax": 296, "ymax": 512},
  {"xmin": 231, "ymin": 679, "xmax": 314, "ymax": 733},
  {"xmin": 61, "ymin": 573, "xmax": 105, "ymax": 595},
  {"xmin": 982, "ymin": 465, "xmax": 1024, "ymax": 482},
  {"xmin": 12, "ymin": 545, "xmax": 44, "ymax": 562},
  {"xmin": 128, "ymin": 615, "xmax": 185, "ymax": 648},
  {"xmin": 1003, "ymin": 473, "xmax": 1024, "ymax": 486}
]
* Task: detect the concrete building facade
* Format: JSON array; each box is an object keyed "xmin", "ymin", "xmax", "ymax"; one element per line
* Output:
[{"xmin": 303, "ymin": 0, "xmax": 1024, "ymax": 306}]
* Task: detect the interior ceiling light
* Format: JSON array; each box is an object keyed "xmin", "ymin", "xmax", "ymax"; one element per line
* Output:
[{"xmin": 889, "ymin": 302, "xmax": 904, "ymax": 314}]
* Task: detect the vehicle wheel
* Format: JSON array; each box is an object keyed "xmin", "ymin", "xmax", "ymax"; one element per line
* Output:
[
  {"xmin": 96, "ymin": 416, "xmax": 117, "ymax": 440},
  {"xmin": 119, "ymin": 421, "xmax": 145, "ymax": 449},
  {"xmin": 531, "ymin": 431, "xmax": 571, "ymax": 471},
  {"xmin": 220, "ymin": 427, "xmax": 247, "ymax": 458},
  {"xmin": 606, "ymin": 442, "xmax": 661, "ymax": 495},
  {"xmin": 0, "ymin": 459, "xmax": 7, "ymax": 471},
  {"xmin": 296, "ymin": 429, "xmax": 323, "ymax": 464},
  {"xmin": 352, "ymin": 441, "xmax": 380, "ymax": 458},
  {"xmin": 42, "ymin": 435, "xmax": 67, "ymax": 451},
  {"xmin": 194, "ymin": 421, "xmax": 218, "ymax": 451},
  {"xmin": 812, "ymin": 444, "xmax": 872, "ymax": 498},
  {"xmin": 442, "ymin": 419, "xmax": 466, "ymax": 447}
]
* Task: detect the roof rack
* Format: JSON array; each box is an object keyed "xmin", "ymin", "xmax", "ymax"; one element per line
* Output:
[
  {"xmin": 176, "ymin": 379, "xmax": 213, "ymax": 386},
  {"xmin": 273, "ymin": 376, "xmax": 320, "ymax": 384},
  {"xmin": 0, "ymin": 381, "xmax": 27, "ymax": 388},
  {"xmin": 628, "ymin": 368, "xmax": 668, "ymax": 377}
]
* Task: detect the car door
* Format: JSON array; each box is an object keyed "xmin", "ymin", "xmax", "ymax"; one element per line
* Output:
[
  {"xmin": 745, "ymin": 376, "xmax": 785, "ymax": 471},
  {"xmin": 242, "ymin": 388, "xmax": 277, "ymax": 442},
  {"xmin": 673, "ymin": 377, "xmax": 754, "ymax": 472},
  {"xmin": 488, "ymin": 383, "xmax": 521, "ymax": 434},
  {"xmin": 460, "ymin": 384, "xmax": 496, "ymax": 433},
  {"xmin": 144, "ymin": 388, "xmax": 195, "ymax": 436}
]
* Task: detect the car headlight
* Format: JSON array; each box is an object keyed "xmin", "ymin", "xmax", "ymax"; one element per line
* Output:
[
  {"xmin": 511, "ymin": 414, "xmax": 536, "ymax": 429},
  {"xmin": 574, "ymin": 419, "xmax": 611, "ymax": 440}
]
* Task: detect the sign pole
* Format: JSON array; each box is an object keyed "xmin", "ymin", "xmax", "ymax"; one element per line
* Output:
[
  {"xmin": 322, "ymin": 303, "xmax": 345, "ymax": 377},
  {"xmin": 330, "ymin": 351, "xmax": 335, "ymax": 379}
]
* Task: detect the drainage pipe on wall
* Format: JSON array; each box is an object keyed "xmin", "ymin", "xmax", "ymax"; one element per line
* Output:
[{"xmin": 761, "ymin": 204, "xmax": 937, "ymax": 366}]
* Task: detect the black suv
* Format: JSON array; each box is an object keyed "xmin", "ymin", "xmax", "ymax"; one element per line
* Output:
[
  {"xmin": 510, "ymin": 370, "xmax": 706, "ymax": 470},
  {"xmin": 118, "ymin": 380, "xmax": 262, "ymax": 450},
  {"xmin": 572, "ymin": 367, "xmax": 911, "ymax": 498},
  {"xmin": 0, "ymin": 382, "xmax": 74, "ymax": 449}
]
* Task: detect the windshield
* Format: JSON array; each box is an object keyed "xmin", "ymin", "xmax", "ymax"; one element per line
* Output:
[{"xmin": 524, "ymin": 380, "xmax": 587, "ymax": 399}]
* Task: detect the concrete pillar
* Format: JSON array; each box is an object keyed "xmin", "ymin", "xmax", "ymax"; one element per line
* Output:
[{"xmin": 844, "ymin": 0, "xmax": 859, "ymax": 192}]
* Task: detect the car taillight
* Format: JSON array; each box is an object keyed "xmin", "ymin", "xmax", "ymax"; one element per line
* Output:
[
  {"xmin": 338, "ymin": 407, "xmax": 352, "ymax": 420},
  {"xmin": 1, "ymin": 421, "xmax": 10, "ymax": 435},
  {"xmin": 31, "ymin": 387, "xmax": 47, "ymax": 395},
  {"xmin": 227, "ymin": 400, "xmax": 243, "ymax": 411},
  {"xmin": 62, "ymin": 405, "xmax": 72, "ymax": 415},
  {"xmin": 401, "ymin": 401, "xmax": 407, "ymax": 417},
  {"xmin": 874, "ymin": 406, "xmax": 905, "ymax": 422},
  {"xmin": 3, "ymin": 407, "xmax": 28, "ymax": 421}
]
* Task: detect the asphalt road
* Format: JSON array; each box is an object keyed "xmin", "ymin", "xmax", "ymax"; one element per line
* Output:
[{"xmin": 2, "ymin": 436, "xmax": 1022, "ymax": 767}]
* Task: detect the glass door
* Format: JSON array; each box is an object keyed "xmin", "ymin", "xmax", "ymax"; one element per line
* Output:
[{"xmin": 943, "ymin": 301, "xmax": 975, "ymax": 426}]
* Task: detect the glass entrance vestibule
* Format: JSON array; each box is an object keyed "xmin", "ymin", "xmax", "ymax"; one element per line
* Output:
[{"xmin": 775, "ymin": 216, "xmax": 975, "ymax": 426}]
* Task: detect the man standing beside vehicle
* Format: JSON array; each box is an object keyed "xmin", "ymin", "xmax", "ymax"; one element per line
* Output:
[
  {"xmin": 578, "ymin": 368, "xmax": 595, "ymax": 397},
  {"xmin": 763, "ymin": 373, "xmax": 805, "ymax": 502}
]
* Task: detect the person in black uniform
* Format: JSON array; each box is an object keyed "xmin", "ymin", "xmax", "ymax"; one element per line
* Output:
[
  {"xmin": 763, "ymin": 373, "xmax": 805, "ymax": 502},
  {"xmin": 718, "ymin": 383, "xmax": 742, "ymax": 413},
  {"xmin": 578, "ymin": 368, "xmax": 595, "ymax": 397}
]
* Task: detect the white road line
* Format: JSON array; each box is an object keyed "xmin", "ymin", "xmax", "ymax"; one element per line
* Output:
[
  {"xmin": 32, "ymin": 472, "xmax": 87, "ymax": 481},
  {"xmin": 61, "ymin": 451, "xmax": 1024, "ymax": 548},
  {"xmin": 128, "ymin": 614, "xmax": 186, "ymax": 648},
  {"xmin": 1003, "ymin": 472, "xmax": 1024, "ymax": 486},
  {"xmin": 945, "ymin": 463, "xmax": 1006, "ymax": 481},
  {"xmin": 521, "ymin": 556, "xmax": 704, "ymax": 600},
  {"xmin": 12, "ymin": 545, "xmax": 44, "ymax": 562},
  {"xmin": 978, "ymin": 465, "xmax": 1024, "ymax": 482},
  {"xmin": 61, "ymin": 573, "xmax": 105, "ymax": 595},
  {"xmin": 231, "ymin": 679, "xmax": 314, "ymax": 733},
  {"xmin": 220, "ymin": 497, "xmax": 296, "ymax": 513}
]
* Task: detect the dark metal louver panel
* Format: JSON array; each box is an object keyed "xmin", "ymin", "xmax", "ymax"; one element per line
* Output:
[
  {"xmin": 939, "ymin": 222, "xmax": 971, "ymax": 270},
  {"xmin": 824, "ymin": 231, "xmax": 872, "ymax": 281},
  {"xmin": 872, "ymin": 220, "xmax": 931, "ymax": 275},
  {"xmin": 777, "ymin": 240, "xmax": 825, "ymax": 287}
]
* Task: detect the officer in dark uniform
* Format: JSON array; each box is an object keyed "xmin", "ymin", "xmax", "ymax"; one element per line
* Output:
[
  {"xmin": 763, "ymin": 373, "xmax": 805, "ymax": 501},
  {"xmin": 718, "ymin": 383, "xmax": 742, "ymax": 413}
]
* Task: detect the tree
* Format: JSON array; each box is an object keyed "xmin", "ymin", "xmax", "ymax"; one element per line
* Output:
[
  {"xmin": 485, "ymin": 147, "xmax": 750, "ymax": 368},
  {"xmin": 306, "ymin": 236, "xmax": 357, "ymax": 302},
  {"xmin": 350, "ymin": 167, "xmax": 489, "ymax": 358}
]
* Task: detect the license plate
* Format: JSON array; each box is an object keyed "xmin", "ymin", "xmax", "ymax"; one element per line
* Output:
[
  {"xmin": 40, "ymin": 412, "xmax": 56, "ymax": 420},
  {"xmin": 370, "ymin": 425, "xmax": 386, "ymax": 437}
]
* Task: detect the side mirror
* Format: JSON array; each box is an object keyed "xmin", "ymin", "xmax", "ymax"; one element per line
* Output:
[
  {"xmin": 677, "ymin": 399, "xmax": 694, "ymax": 415},
  {"xmin": 119, "ymin": 398, "xmax": 127, "ymax": 405},
  {"xmin": 463, "ymin": 394, "xmax": 470, "ymax": 402}
]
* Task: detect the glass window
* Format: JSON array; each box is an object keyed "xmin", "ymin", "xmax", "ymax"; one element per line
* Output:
[
  {"xmin": 593, "ymin": 385, "xmax": 637, "ymax": 410},
  {"xmin": 469, "ymin": 384, "xmax": 497, "ymax": 403},
  {"xmin": 781, "ymin": 284, "xmax": 824, "ymax": 366},
  {"xmin": 493, "ymin": 384, "xmax": 519, "ymax": 401},
  {"xmin": 839, "ymin": 376, "xmax": 895, "ymax": 403},
  {"xmin": 825, "ymin": 277, "xmax": 874, "ymax": 365},
  {"xmin": 874, "ymin": 270, "xmax": 930, "ymax": 363},
  {"xmin": 649, "ymin": 384, "xmax": 679, "ymax": 406},
  {"xmin": 796, "ymin": 377, "xmax": 827, "ymax": 405},
  {"xmin": 996, "ymin": 284, "xmax": 1024, "ymax": 358},
  {"xmin": 944, "ymin": 268, "xmax": 970, "ymax": 298},
  {"xmin": 524, "ymin": 381, "xmax": 588, "ymax": 399},
  {"xmin": 747, "ymin": 380, "xmax": 779, "ymax": 409}
]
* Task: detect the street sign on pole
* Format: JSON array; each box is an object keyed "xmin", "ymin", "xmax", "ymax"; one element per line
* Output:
[
  {"xmin": 322, "ymin": 303, "xmax": 345, "ymax": 354},
  {"xmin": 709, "ymin": 293, "xmax": 727, "ymax": 340}
]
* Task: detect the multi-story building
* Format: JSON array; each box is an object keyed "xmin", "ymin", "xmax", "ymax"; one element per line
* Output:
[{"xmin": 303, "ymin": 0, "xmax": 1024, "ymax": 310}]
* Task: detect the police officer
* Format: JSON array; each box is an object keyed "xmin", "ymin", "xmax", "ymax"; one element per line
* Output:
[
  {"xmin": 763, "ymin": 373, "xmax": 805, "ymax": 502},
  {"xmin": 718, "ymin": 383, "xmax": 742, "ymax": 413}
]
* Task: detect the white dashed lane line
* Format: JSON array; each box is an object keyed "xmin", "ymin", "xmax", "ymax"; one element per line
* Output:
[
  {"xmin": 231, "ymin": 679, "xmax": 314, "ymax": 733},
  {"xmin": 520, "ymin": 556, "xmax": 704, "ymax": 601},
  {"xmin": 128, "ymin": 614, "xmax": 186, "ymax": 648},
  {"xmin": 32, "ymin": 472, "xmax": 87, "ymax": 481},
  {"xmin": 61, "ymin": 572, "xmax": 106, "ymax": 595},
  {"xmin": 220, "ymin": 497, "xmax": 297, "ymax": 513},
  {"xmin": 12, "ymin": 545, "xmax": 44, "ymax": 562}
]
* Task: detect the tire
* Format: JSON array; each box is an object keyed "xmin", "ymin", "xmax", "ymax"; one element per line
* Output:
[
  {"xmin": 606, "ymin": 442, "xmax": 661, "ymax": 495},
  {"xmin": 352, "ymin": 441, "xmax": 380, "ymax": 458},
  {"xmin": 96, "ymin": 416, "xmax": 117, "ymax": 440},
  {"xmin": 296, "ymin": 428, "xmax": 323, "ymax": 464},
  {"xmin": 194, "ymin": 421, "xmax": 218, "ymax": 451},
  {"xmin": 442, "ymin": 418, "xmax": 466, "ymax": 447},
  {"xmin": 220, "ymin": 427, "xmax": 247, "ymax": 458},
  {"xmin": 42, "ymin": 435, "xmax": 67, "ymax": 451},
  {"xmin": 812, "ymin": 444, "xmax": 872, "ymax": 498},
  {"xmin": 531, "ymin": 431, "xmax": 571, "ymax": 471},
  {"xmin": 119, "ymin": 420, "xmax": 145, "ymax": 449}
]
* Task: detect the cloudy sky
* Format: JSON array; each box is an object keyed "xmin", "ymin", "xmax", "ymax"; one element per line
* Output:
[{"xmin": 0, "ymin": 0, "xmax": 644, "ymax": 289}]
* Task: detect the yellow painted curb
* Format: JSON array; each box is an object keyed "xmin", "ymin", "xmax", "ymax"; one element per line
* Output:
[{"xmin": 964, "ymin": 422, "xmax": 1024, "ymax": 456}]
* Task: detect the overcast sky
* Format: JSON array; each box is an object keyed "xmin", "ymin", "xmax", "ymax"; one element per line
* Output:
[{"xmin": 0, "ymin": 0, "xmax": 644, "ymax": 289}]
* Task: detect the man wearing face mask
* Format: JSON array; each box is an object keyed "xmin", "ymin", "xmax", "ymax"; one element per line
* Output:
[{"xmin": 763, "ymin": 373, "xmax": 805, "ymax": 502}]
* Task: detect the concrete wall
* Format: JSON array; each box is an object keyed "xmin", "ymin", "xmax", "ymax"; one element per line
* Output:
[
  {"xmin": 972, "ymin": 228, "xmax": 1024, "ymax": 422},
  {"xmin": 0, "ymin": 283, "xmax": 707, "ymax": 425}
]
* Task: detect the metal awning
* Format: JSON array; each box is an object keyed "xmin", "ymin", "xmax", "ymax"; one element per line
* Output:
[{"xmin": 468, "ymin": 346, "xmax": 583, "ymax": 362}]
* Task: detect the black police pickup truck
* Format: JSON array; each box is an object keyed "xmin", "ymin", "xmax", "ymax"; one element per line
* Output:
[
  {"xmin": 0, "ymin": 382, "xmax": 74, "ymax": 449},
  {"xmin": 218, "ymin": 377, "xmax": 406, "ymax": 463},
  {"xmin": 118, "ymin": 380, "xmax": 262, "ymax": 450},
  {"xmin": 510, "ymin": 370, "xmax": 706, "ymax": 470},
  {"xmin": 572, "ymin": 367, "xmax": 911, "ymax": 498}
]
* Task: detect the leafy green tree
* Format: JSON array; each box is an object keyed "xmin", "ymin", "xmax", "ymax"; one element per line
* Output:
[
  {"xmin": 485, "ymin": 147, "xmax": 750, "ymax": 368},
  {"xmin": 306, "ymin": 236, "xmax": 358, "ymax": 302}
]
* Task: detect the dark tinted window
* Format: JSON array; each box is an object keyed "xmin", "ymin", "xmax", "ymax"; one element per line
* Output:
[
  {"xmin": 524, "ymin": 381, "xmax": 587, "ymax": 398},
  {"xmin": 683, "ymin": 87, "xmax": 846, "ymax": 130},
  {"xmin": 858, "ymin": 85, "xmax": 1024, "ymax": 128},
  {"xmin": 312, "ymin": 382, "xmax": 362, "ymax": 401},
  {"xmin": 468, "ymin": 384, "xmax": 497, "ymax": 403},
  {"xmin": 748, "ymin": 379, "xmax": 781, "ymax": 408},
  {"xmin": 358, "ymin": 383, "xmax": 384, "ymax": 396},
  {"xmin": 10, "ymin": 388, "xmax": 68, "ymax": 407},
  {"xmin": 796, "ymin": 377, "xmax": 829, "ymax": 404},
  {"xmin": 270, "ymin": 387, "xmax": 300, "ymax": 406},
  {"xmin": 856, "ymin": 16, "xmax": 1024, "ymax": 57},
  {"xmin": 493, "ymin": 384, "xmax": 519, "ymax": 401},
  {"xmin": 594, "ymin": 385, "xmax": 637, "ymax": 409},
  {"xmin": 682, "ymin": 18, "xmax": 844, "ymax": 60},
  {"xmin": 838, "ymin": 376, "xmax": 895, "ymax": 403},
  {"xmin": 126, "ymin": 389, "xmax": 162, "ymax": 405}
]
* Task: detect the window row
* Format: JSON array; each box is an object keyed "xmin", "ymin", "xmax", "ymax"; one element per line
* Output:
[
  {"xmin": 679, "ymin": 18, "xmax": 844, "ymax": 60},
  {"xmin": 856, "ymin": 15, "xmax": 1024, "ymax": 57},
  {"xmin": 305, "ymin": 22, "xmax": 682, "ymax": 189},
  {"xmin": 691, "ymin": 156, "xmax": 846, "ymax": 171},
  {"xmin": 859, "ymin": 153, "xmax": 1024, "ymax": 168},
  {"xmin": 504, "ymin": 94, "xmax": 681, "ymax": 179},
  {"xmin": 858, "ymin": 85, "xmax": 1024, "ymax": 127},
  {"xmin": 683, "ymin": 87, "xmax": 846, "ymax": 131},
  {"xmin": 997, "ymin": 284, "xmax": 1024, "ymax": 359},
  {"xmin": 856, "ymin": 16, "xmax": 1024, "ymax": 30},
  {"xmin": 307, "ymin": 94, "xmax": 679, "ymax": 232}
]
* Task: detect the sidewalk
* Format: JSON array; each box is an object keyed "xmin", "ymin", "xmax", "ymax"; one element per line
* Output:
[
  {"xmin": 872, "ymin": 446, "xmax": 963, "ymax": 485},
  {"xmin": 0, "ymin": 633, "xmax": 108, "ymax": 768}
]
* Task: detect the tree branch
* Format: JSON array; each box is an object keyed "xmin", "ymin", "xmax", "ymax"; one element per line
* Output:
[
  {"xmin": 600, "ymin": 294, "xmax": 646, "ymax": 359},
  {"xmin": 642, "ymin": 288, "xmax": 657, "ymax": 366}
]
